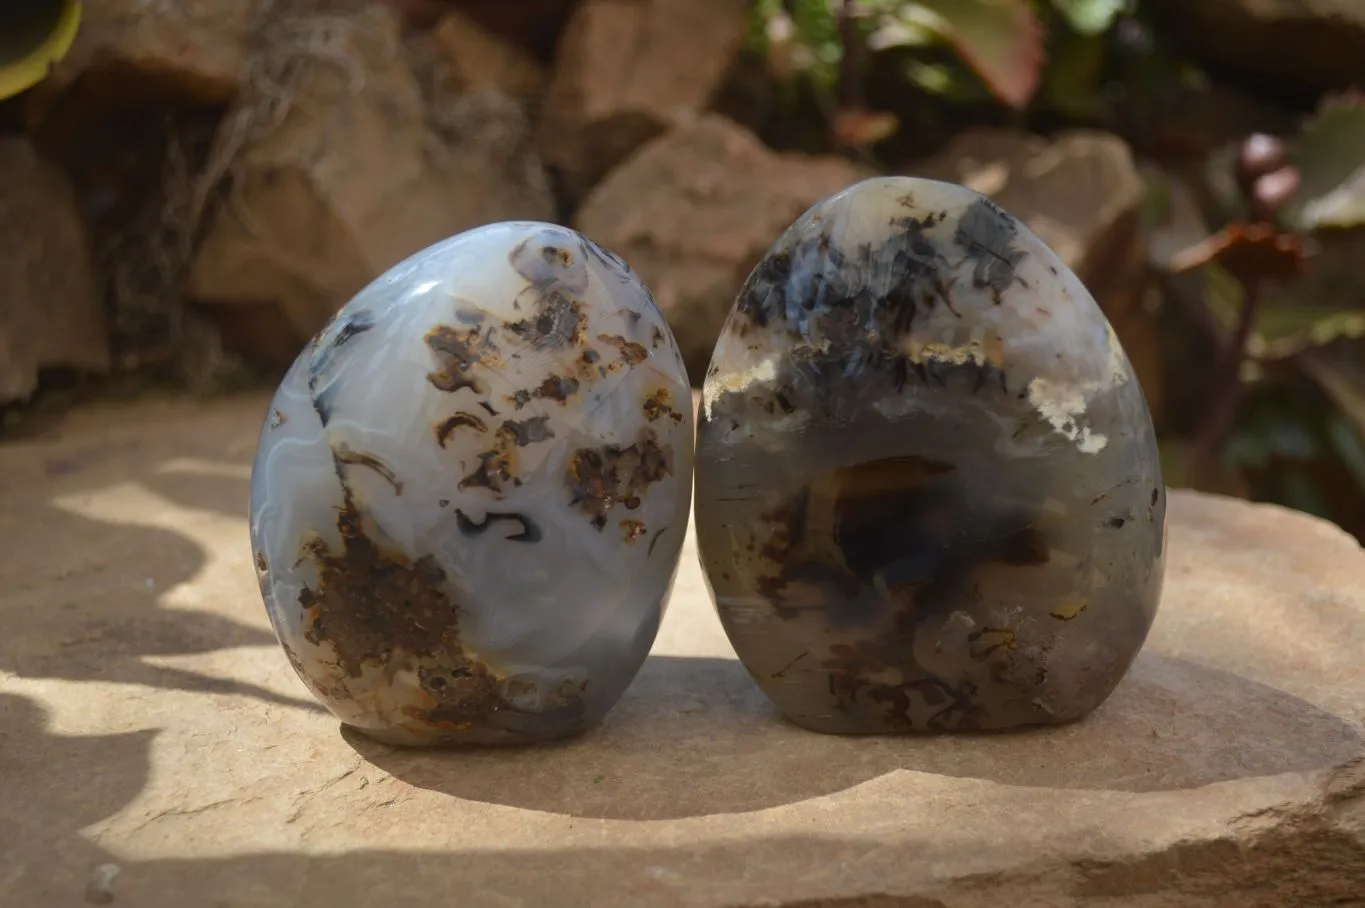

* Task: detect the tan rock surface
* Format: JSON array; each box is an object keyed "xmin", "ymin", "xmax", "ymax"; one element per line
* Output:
[
  {"xmin": 2, "ymin": 391, "xmax": 1365, "ymax": 906},
  {"xmin": 22, "ymin": 0, "xmax": 255, "ymax": 164},
  {"xmin": 390, "ymin": 0, "xmax": 580, "ymax": 57},
  {"xmin": 428, "ymin": 9, "xmax": 549, "ymax": 99},
  {"xmin": 538, "ymin": 0, "xmax": 750, "ymax": 200},
  {"xmin": 31, "ymin": 0, "xmax": 254, "ymax": 106},
  {"xmin": 576, "ymin": 115, "xmax": 868, "ymax": 383},
  {"xmin": 187, "ymin": 4, "xmax": 555, "ymax": 367},
  {"xmin": 0, "ymin": 138, "xmax": 109, "ymax": 405}
]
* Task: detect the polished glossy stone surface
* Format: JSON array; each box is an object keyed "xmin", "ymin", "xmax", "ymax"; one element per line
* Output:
[
  {"xmin": 694, "ymin": 176, "xmax": 1166, "ymax": 734},
  {"xmin": 249, "ymin": 221, "xmax": 694, "ymax": 745}
]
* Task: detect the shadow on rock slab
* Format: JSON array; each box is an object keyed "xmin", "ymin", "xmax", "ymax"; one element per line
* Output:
[
  {"xmin": 0, "ymin": 456, "xmax": 322, "ymax": 714},
  {"xmin": 4, "ymin": 684, "xmax": 1360, "ymax": 907},
  {"xmin": 0, "ymin": 692, "xmax": 154, "ymax": 902},
  {"xmin": 139, "ymin": 459, "xmax": 259, "ymax": 522},
  {"xmin": 344, "ymin": 651, "xmax": 1360, "ymax": 821}
]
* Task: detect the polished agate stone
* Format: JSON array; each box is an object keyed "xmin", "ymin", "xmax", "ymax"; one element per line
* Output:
[
  {"xmin": 249, "ymin": 221, "xmax": 694, "ymax": 745},
  {"xmin": 694, "ymin": 177, "xmax": 1166, "ymax": 734}
]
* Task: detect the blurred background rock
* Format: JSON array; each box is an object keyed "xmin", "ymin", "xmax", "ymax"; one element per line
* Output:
[{"xmin": 2, "ymin": 0, "xmax": 1363, "ymax": 541}]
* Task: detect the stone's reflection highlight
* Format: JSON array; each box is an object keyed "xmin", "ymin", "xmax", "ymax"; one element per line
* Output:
[
  {"xmin": 694, "ymin": 177, "xmax": 1166, "ymax": 734},
  {"xmin": 249, "ymin": 221, "xmax": 694, "ymax": 745}
]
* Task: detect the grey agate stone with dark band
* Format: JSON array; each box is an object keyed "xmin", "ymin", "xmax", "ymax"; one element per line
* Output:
[{"xmin": 694, "ymin": 176, "xmax": 1166, "ymax": 735}]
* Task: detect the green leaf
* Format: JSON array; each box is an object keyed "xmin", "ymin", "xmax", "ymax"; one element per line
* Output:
[
  {"xmin": 1046, "ymin": 0, "xmax": 1126, "ymax": 36},
  {"xmin": 1225, "ymin": 405, "xmax": 1322, "ymax": 467},
  {"xmin": 867, "ymin": 3, "xmax": 949, "ymax": 50},
  {"xmin": 1277, "ymin": 468, "xmax": 1334, "ymax": 520},
  {"xmin": 1158, "ymin": 440, "xmax": 1246, "ymax": 496},
  {"xmin": 749, "ymin": 0, "xmax": 844, "ymax": 87},
  {"xmin": 1300, "ymin": 167, "xmax": 1365, "ymax": 230},
  {"xmin": 903, "ymin": 59, "xmax": 997, "ymax": 103},
  {"xmin": 910, "ymin": 0, "xmax": 1046, "ymax": 109},
  {"xmin": 1286, "ymin": 93, "xmax": 1365, "ymax": 232},
  {"xmin": 1253, "ymin": 306, "xmax": 1365, "ymax": 361},
  {"xmin": 1222, "ymin": 432, "xmax": 1272, "ymax": 470},
  {"xmin": 1202, "ymin": 262, "xmax": 1245, "ymax": 335},
  {"xmin": 1297, "ymin": 340, "xmax": 1365, "ymax": 442},
  {"xmin": 1035, "ymin": 26, "xmax": 1107, "ymax": 119},
  {"xmin": 1327, "ymin": 414, "xmax": 1365, "ymax": 491}
]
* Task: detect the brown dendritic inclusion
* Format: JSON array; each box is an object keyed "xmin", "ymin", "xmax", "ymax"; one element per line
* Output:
[
  {"xmin": 693, "ymin": 177, "xmax": 1167, "ymax": 734},
  {"xmin": 249, "ymin": 221, "xmax": 694, "ymax": 746}
]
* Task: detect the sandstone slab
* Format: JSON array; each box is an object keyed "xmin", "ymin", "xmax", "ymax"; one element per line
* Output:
[
  {"xmin": 538, "ymin": 0, "xmax": 750, "ymax": 200},
  {"xmin": 576, "ymin": 115, "xmax": 868, "ymax": 383},
  {"xmin": 1, "ymin": 392, "xmax": 1364, "ymax": 906},
  {"xmin": 0, "ymin": 138, "xmax": 108, "ymax": 405}
]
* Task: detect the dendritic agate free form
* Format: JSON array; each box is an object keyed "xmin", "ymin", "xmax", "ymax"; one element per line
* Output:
[
  {"xmin": 694, "ymin": 177, "xmax": 1166, "ymax": 735},
  {"xmin": 249, "ymin": 222, "xmax": 694, "ymax": 745}
]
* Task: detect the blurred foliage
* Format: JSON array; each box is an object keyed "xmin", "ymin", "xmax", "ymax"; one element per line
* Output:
[
  {"xmin": 743, "ymin": 0, "xmax": 1216, "ymax": 155},
  {"xmin": 1141, "ymin": 95, "xmax": 1365, "ymax": 540},
  {"xmin": 746, "ymin": 0, "xmax": 1136, "ymax": 116},
  {"xmin": 746, "ymin": 0, "xmax": 1365, "ymax": 540},
  {"xmin": 1285, "ymin": 93, "xmax": 1365, "ymax": 232}
]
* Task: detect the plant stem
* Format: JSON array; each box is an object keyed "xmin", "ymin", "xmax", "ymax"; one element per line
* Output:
[
  {"xmin": 1190, "ymin": 277, "xmax": 1264, "ymax": 482},
  {"xmin": 1163, "ymin": 273, "xmax": 1224, "ymax": 343},
  {"xmin": 836, "ymin": 0, "xmax": 864, "ymax": 111}
]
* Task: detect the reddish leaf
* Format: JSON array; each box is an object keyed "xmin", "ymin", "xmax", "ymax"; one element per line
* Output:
[
  {"xmin": 832, "ymin": 107, "xmax": 900, "ymax": 148},
  {"xmin": 1167, "ymin": 222, "xmax": 1312, "ymax": 284},
  {"xmin": 913, "ymin": 0, "xmax": 1046, "ymax": 109}
]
